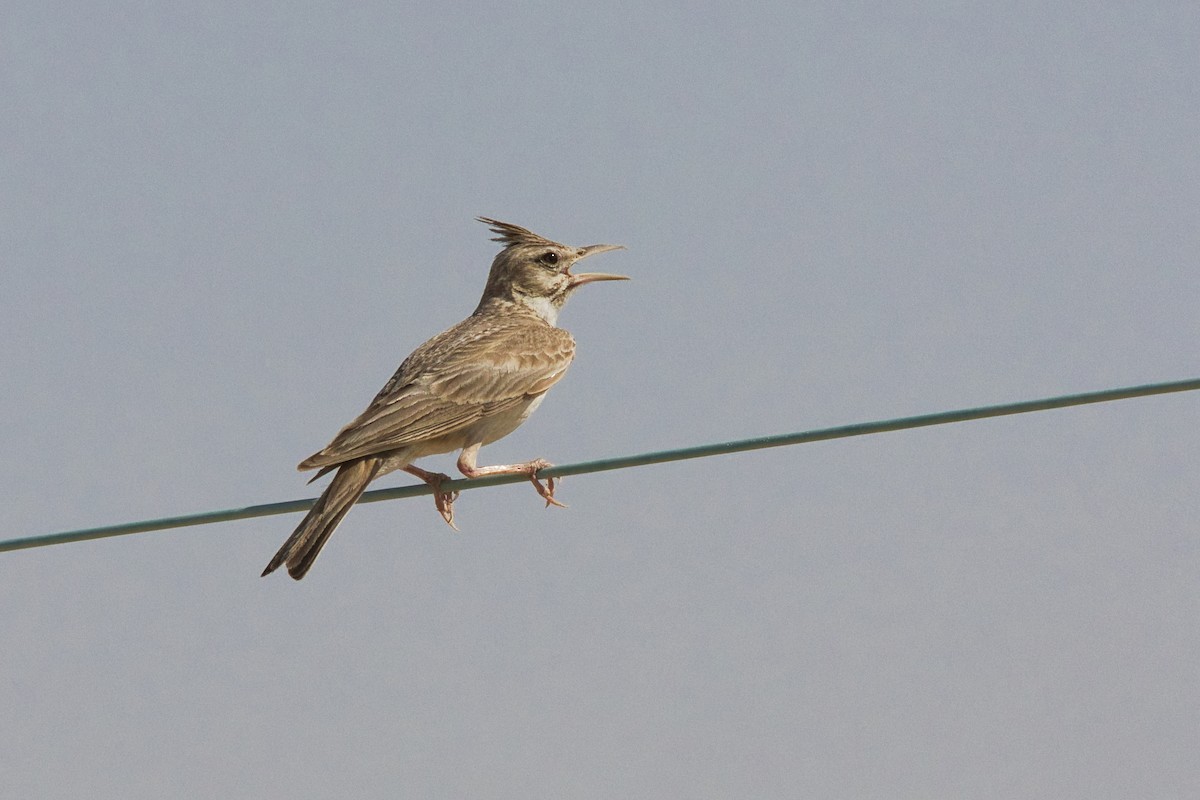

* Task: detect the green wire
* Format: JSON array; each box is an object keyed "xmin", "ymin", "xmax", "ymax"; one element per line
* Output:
[{"xmin": 4, "ymin": 377, "xmax": 1198, "ymax": 554}]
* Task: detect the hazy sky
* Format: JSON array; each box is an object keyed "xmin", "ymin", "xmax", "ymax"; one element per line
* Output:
[{"xmin": 3, "ymin": 3, "xmax": 1198, "ymax": 798}]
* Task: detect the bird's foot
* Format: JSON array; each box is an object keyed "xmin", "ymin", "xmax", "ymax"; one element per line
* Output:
[
  {"xmin": 526, "ymin": 459, "xmax": 567, "ymax": 509},
  {"xmin": 404, "ymin": 466, "xmax": 461, "ymax": 531},
  {"xmin": 433, "ymin": 485, "xmax": 461, "ymax": 531}
]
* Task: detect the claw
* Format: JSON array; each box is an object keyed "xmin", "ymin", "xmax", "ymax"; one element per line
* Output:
[
  {"xmin": 528, "ymin": 461, "xmax": 567, "ymax": 509},
  {"xmin": 434, "ymin": 488, "xmax": 461, "ymax": 531},
  {"xmin": 403, "ymin": 465, "xmax": 462, "ymax": 531}
]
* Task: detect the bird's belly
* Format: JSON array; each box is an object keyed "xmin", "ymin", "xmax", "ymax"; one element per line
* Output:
[
  {"xmin": 473, "ymin": 393, "xmax": 547, "ymax": 446},
  {"xmin": 385, "ymin": 394, "xmax": 548, "ymax": 471}
]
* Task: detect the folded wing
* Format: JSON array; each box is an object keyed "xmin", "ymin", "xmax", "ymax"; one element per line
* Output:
[{"xmin": 299, "ymin": 318, "xmax": 575, "ymax": 470}]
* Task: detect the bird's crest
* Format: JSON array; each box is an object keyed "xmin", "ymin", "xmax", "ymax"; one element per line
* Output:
[{"xmin": 477, "ymin": 217, "xmax": 557, "ymax": 249}]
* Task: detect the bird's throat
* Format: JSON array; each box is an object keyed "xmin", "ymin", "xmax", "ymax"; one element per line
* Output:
[{"xmin": 513, "ymin": 292, "xmax": 562, "ymax": 326}]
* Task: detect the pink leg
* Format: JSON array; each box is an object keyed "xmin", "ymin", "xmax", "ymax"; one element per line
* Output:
[
  {"xmin": 457, "ymin": 444, "xmax": 566, "ymax": 509},
  {"xmin": 403, "ymin": 464, "xmax": 460, "ymax": 530}
]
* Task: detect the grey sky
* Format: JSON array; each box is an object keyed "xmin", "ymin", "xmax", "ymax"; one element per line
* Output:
[{"xmin": 3, "ymin": 3, "xmax": 1198, "ymax": 797}]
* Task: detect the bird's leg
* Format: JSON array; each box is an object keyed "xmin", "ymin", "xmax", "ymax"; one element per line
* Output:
[
  {"xmin": 457, "ymin": 444, "xmax": 566, "ymax": 509},
  {"xmin": 403, "ymin": 464, "xmax": 460, "ymax": 530}
]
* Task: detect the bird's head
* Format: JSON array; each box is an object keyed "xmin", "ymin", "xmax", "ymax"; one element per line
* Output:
[{"xmin": 476, "ymin": 217, "xmax": 628, "ymax": 325}]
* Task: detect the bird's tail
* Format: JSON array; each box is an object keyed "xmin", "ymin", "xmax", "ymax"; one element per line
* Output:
[{"xmin": 261, "ymin": 457, "xmax": 383, "ymax": 580}]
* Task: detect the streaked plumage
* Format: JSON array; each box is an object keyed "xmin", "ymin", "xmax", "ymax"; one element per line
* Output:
[{"xmin": 262, "ymin": 218, "xmax": 627, "ymax": 580}]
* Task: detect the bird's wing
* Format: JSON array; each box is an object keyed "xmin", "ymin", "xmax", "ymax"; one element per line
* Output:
[{"xmin": 299, "ymin": 323, "xmax": 575, "ymax": 469}]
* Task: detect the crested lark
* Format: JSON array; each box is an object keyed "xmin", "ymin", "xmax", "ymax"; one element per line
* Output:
[{"xmin": 262, "ymin": 218, "xmax": 627, "ymax": 580}]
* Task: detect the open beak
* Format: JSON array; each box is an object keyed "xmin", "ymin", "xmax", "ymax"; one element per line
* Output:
[{"xmin": 568, "ymin": 244, "xmax": 629, "ymax": 288}]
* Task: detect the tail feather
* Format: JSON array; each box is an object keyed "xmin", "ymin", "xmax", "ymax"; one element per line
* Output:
[{"xmin": 261, "ymin": 457, "xmax": 383, "ymax": 580}]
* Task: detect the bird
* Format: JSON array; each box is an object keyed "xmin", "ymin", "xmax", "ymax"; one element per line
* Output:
[{"xmin": 261, "ymin": 217, "xmax": 628, "ymax": 580}]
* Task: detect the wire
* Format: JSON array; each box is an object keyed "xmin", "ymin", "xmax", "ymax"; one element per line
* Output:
[{"xmin": 3, "ymin": 377, "xmax": 1198, "ymax": 554}]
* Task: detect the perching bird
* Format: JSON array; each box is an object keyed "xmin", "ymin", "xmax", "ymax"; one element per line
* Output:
[{"xmin": 261, "ymin": 218, "xmax": 628, "ymax": 580}]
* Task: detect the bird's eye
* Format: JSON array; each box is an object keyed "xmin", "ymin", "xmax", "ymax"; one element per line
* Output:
[{"xmin": 539, "ymin": 251, "xmax": 559, "ymax": 267}]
